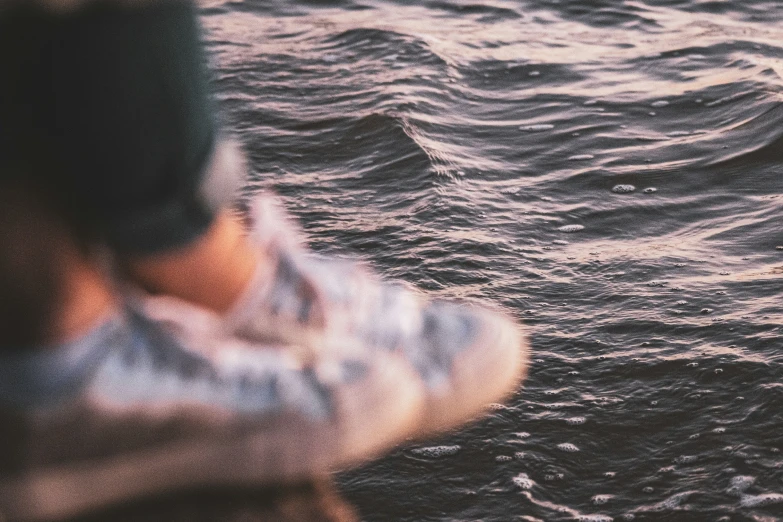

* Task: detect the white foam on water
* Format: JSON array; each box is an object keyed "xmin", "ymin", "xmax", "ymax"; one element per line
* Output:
[
  {"xmin": 512, "ymin": 472, "xmax": 535, "ymax": 489},
  {"xmin": 568, "ymin": 154, "xmax": 595, "ymax": 160},
  {"xmin": 558, "ymin": 224, "xmax": 585, "ymax": 232},
  {"xmin": 675, "ymin": 455, "xmax": 697, "ymax": 464},
  {"xmin": 612, "ymin": 184, "xmax": 636, "ymax": 193},
  {"xmin": 592, "ymin": 494, "xmax": 614, "ymax": 505},
  {"xmin": 488, "ymin": 402, "xmax": 513, "ymax": 411},
  {"xmin": 577, "ymin": 515, "xmax": 613, "ymax": 522},
  {"xmin": 643, "ymin": 187, "xmax": 657, "ymax": 193},
  {"xmin": 557, "ymin": 442, "xmax": 580, "ymax": 452},
  {"xmin": 410, "ymin": 445, "xmax": 461, "ymax": 458},
  {"xmin": 520, "ymin": 124, "xmax": 555, "ymax": 131},
  {"xmin": 727, "ymin": 475, "xmax": 755, "ymax": 496},
  {"xmin": 651, "ymin": 100, "xmax": 670, "ymax": 107},
  {"xmin": 566, "ymin": 416, "xmax": 587, "ymax": 425},
  {"xmin": 740, "ymin": 493, "xmax": 783, "ymax": 507},
  {"xmin": 496, "ymin": 455, "xmax": 512, "ymax": 462},
  {"xmin": 634, "ymin": 491, "xmax": 695, "ymax": 513}
]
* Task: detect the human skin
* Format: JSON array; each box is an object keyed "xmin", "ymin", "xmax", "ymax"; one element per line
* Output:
[{"xmin": 122, "ymin": 211, "xmax": 261, "ymax": 314}]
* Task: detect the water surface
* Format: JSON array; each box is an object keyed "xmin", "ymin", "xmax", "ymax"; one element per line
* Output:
[{"xmin": 202, "ymin": 1, "xmax": 783, "ymax": 519}]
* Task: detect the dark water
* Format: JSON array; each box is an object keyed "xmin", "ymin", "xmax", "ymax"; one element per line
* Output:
[{"xmin": 201, "ymin": 1, "xmax": 783, "ymax": 519}]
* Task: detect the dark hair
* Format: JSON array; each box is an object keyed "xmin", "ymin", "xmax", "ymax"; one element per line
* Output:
[{"xmin": 0, "ymin": 182, "xmax": 76, "ymax": 351}]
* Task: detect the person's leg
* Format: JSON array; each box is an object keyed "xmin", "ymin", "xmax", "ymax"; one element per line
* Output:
[
  {"xmin": 122, "ymin": 210, "xmax": 260, "ymax": 313},
  {"xmin": 0, "ymin": 184, "xmax": 425, "ymax": 520}
]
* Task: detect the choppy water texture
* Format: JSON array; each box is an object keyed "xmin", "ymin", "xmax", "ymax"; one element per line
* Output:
[{"xmin": 202, "ymin": 1, "xmax": 783, "ymax": 520}]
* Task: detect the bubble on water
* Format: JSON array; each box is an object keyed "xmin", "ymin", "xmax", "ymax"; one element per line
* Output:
[
  {"xmin": 568, "ymin": 154, "xmax": 595, "ymax": 161},
  {"xmin": 512, "ymin": 472, "xmax": 534, "ymax": 489},
  {"xmin": 689, "ymin": 433, "xmax": 700, "ymax": 439},
  {"xmin": 553, "ymin": 239, "xmax": 569, "ymax": 245},
  {"xmin": 686, "ymin": 362, "xmax": 698, "ymax": 368},
  {"xmin": 651, "ymin": 100, "xmax": 670, "ymax": 108},
  {"xmin": 740, "ymin": 493, "xmax": 783, "ymax": 507},
  {"xmin": 558, "ymin": 224, "xmax": 585, "ymax": 232},
  {"xmin": 622, "ymin": 515, "xmax": 636, "ymax": 521},
  {"xmin": 520, "ymin": 124, "xmax": 554, "ymax": 131},
  {"xmin": 584, "ymin": 100, "xmax": 599, "ymax": 105},
  {"xmin": 557, "ymin": 443, "xmax": 580, "ymax": 452},
  {"xmin": 612, "ymin": 184, "xmax": 636, "ymax": 193},
  {"xmin": 592, "ymin": 494, "xmax": 613, "ymax": 505},
  {"xmin": 496, "ymin": 455, "xmax": 512, "ymax": 462},
  {"xmin": 667, "ymin": 130, "xmax": 690, "ymax": 137},
  {"xmin": 410, "ymin": 445, "xmax": 461, "ymax": 458},
  {"xmin": 715, "ymin": 368, "xmax": 723, "ymax": 374},
  {"xmin": 643, "ymin": 187, "xmax": 658, "ymax": 194},
  {"xmin": 568, "ymin": 371, "xmax": 580, "ymax": 376},
  {"xmin": 566, "ymin": 416, "xmax": 587, "ymax": 425},
  {"xmin": 713, "ymin": 427, "xmax": 726, "ymax": 433},
  {"xmin": 700, "ymin": 308, "xmax": 713, "ymax": 314},
  {"xmin": 676, "ymin": 300, "xmax": 688, "ymax": 305},
  {"xmin": 529, "ymin": 70, "xmax": 540, "ymax": 76},
  {"xmin": 675, "ymin": 455, "xmax": 697, "ymax": 464},
  {"xmin": 727, "ymin": 475, "xmax": 755, "ymax": 496},
  {"xmin": 648, "ymin": 111, "xmax": 657, "ymax": 116},
  {"xmin": 604, "ymin": 471, "xmax": 616, "ymax": 478},
  {"xmin": 658, "ymin": 466, "xmax": 675, "ymax": 473},
  {"xmin": 514, "ymin": 451, "xmax": 526, "ymax": 459},
  {"xmin": 647, "ymin": 280, "xmax": 667, "ymax": 287},
  {"xmin": 643, "ymin": 486, "xmax": 654, "ymax": 493}
]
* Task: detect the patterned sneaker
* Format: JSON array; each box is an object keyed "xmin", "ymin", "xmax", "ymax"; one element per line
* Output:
[
  {"xmin": 0, "ymin": 303, "xmax": 424, "ymax": 521},
  {"xmin": 225, "ymin": 195, "xmax": 530, "ymax": 435}
]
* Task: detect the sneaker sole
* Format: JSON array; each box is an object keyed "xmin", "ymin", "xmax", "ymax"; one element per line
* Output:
[
  {"xmin": 415, "ymin": 307, "xmax": 530, "ymax": 436},
  {"xmin": 0, "ymin": 356, "xmax": 424, "ymax": 521}
]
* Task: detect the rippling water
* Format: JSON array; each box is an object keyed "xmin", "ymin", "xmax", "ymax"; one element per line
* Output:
[{"xmin": 201, "ymin": 1, "xmax": 783, "ymax": 519}]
